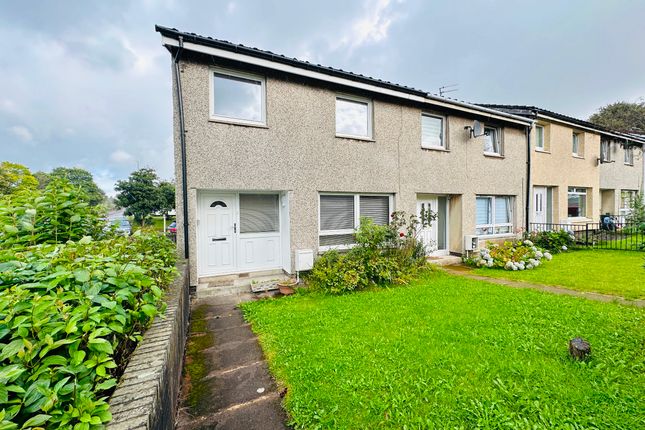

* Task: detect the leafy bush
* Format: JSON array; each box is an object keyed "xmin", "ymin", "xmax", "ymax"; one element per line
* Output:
[
  {"xmin": 465, "ymin": 239, "xmax": 551, "ymax": 271},
  {"xmin": 0, "ymin": 233, "xmax": 176, "ymax": 429},
  {"xmin": 0, "ymin": 176, "xmax": 177, "ymax": 429},
  {"xmin": 309, "ymin": 211, "xmax": 434, "ymax": 294},
  {"xmin": 525, "ymin": 229, "xmax": 575, "ymax": 253},
  {"xmin": 0, "ymin": 178, "xmax": 106, "ymax": 248}
]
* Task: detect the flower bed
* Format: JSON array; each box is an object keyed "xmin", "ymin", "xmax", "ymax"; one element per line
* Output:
[{"xmin": 466, "ymin": 239, "xmax": 552, "ymax": 271}]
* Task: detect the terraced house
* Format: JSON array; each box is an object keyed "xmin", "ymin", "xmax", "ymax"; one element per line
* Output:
[
  {"xmin": 156, "ymin": 26, "xmax": 534, "ymax": 285},
  {"xmin": 482, "ymin": 106, "xmax": 645, "ymax": 226}
]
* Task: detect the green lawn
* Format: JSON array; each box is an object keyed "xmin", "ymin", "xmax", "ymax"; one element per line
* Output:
[
  {"xmin": 242, "ymin": 272, "xmax": 645, "ymax": 429},
  {"xmin": 473, "ymin": 249, "xmax": 645, "ymax": 300}
]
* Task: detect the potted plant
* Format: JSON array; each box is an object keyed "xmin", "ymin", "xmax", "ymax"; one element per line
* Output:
[{"xmin": 277, "ymin": 278, "xmax": 298, "ymax": 295}]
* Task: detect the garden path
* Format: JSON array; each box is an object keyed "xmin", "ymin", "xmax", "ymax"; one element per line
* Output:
[
  {"xmin": 443, "ymin": 265, "xmax": 645, "ymax": 308},
  {"xmin": 175, "ymin": 293, "xmax": 288, "ymax": 430}
]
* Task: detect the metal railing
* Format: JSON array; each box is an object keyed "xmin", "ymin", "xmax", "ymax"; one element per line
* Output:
[{"xmin": 529, "ymin": 221, "xmax": 645, "ymax": 251}]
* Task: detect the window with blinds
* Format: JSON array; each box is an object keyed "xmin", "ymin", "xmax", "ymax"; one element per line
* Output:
[
  {"xmin": 476, "ymin": 195, "xmax": 513, "ymax": 236},
  {"xmin": 319, "ymin": 193, "xmax": 391, "ymax": 249},
  {"xmin": 421, "ymin": 114, "xmax": 444, "ymax": 149},
  {"xmin": 239, "ymin": 194, "xmax": 279, "ymax": 233}
]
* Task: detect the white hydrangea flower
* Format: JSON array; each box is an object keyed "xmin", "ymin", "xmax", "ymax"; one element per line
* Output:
[
  {"xmin": 562, "ymin": 245, "xmax": 568, "ymax": 251},
  {"xmin": 524, "ymin": 240, "xmax": 533, "ymax": 246},
  {"xmin": 544, "ymin": 252, "xmax": 552, "ymax": 260}
]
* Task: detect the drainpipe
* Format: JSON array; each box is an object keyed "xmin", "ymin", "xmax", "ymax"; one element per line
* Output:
[
  {"xmin": 173, "ymin": 37, "xmax": 190, "ymax": 259},
  {"xmin": 525, "ymin": 124, "xmax": 532, "ymax": 232}
]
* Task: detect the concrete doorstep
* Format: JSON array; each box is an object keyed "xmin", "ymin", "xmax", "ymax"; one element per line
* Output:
[{"xmin": 176, "ymin": 293, "xmax": 288, "ymax": 430}]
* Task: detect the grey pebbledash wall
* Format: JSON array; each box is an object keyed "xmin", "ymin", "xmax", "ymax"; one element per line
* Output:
[{"xmin": 107, "ymin": 262, "xmax": 189, "ymax": 430}]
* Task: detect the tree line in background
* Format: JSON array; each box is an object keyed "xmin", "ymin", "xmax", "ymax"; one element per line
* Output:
[
  {"xmin": 588, "ymin": 99, "xmax": 645, "ymax": 134},
  {"xmin": 0, "ymin": 162, "xmax": 175, "ymax": 227}
]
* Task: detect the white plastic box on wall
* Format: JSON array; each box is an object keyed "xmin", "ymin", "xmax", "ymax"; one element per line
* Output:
[
  {"xmin": 295, "ymin": 249, "xmax": 314, "ymax": 271},
  {"xmin": 464, "ymin": 235, "xmax": 479, "ymax": 251}
]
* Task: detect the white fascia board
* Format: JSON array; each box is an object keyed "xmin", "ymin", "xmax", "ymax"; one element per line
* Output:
[
  {"xmin": 537, "ymin": 113, "xmax": 645, "ymax": 145},
  {"xmin": 162, "ymin": 36, "xmax": 533, "ymax": 127}
]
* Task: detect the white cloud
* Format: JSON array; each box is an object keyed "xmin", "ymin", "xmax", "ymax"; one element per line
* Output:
[
  {"xmin": 110, "ymin": 149, "xmax": 135, "ymax": 164},
  {"xmin": 9, "ymin": 125, "xmax": 33, "ymax": 142},
  {"xmin": 0, "ymin": 98, "xmax": 18, "ymax": 114},
  {"xmin": 333, "ymin": 0, "xmax": 401, "ymax": 52},
  {"xmin": 227, "ymin": 1, "xmax": 237, "ymax": 14}
]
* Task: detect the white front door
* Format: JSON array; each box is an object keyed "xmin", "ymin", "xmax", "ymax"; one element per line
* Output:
[
  {"xmin": 417, "ymin": 196, "xmax": 449, "ymax": 256},
  {"xmin": 198, "ymin": 192, "xmax": 285, "ymax": 277},
  {"xmin": 200, "ymin": 193, "xmax": 237, "ymax": 276},
  {"xmin": 533, "ymin": 186, "xmax": 548, "ymax": 224}
]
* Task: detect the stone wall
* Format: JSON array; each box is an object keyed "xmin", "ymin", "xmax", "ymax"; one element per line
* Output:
[{"xmin": 108, "ymin": 262, "xmax": 190, "ymax": 430}]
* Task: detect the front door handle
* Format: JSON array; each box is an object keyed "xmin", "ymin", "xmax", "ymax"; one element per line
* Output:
[
  {"xmin": 234, "ymin": 223, "xmax": 237, "ymax": 233},
  {"xmin": 212, "ymin": 237, "xmax": 226, "ymax": 242}
]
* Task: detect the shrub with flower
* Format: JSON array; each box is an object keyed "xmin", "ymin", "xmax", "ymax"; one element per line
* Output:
[
  {"xmin": 524, "ymin": 229, "xmax": 575, "ymax": 254},
  {"xmin": 465, "ymin": 239, "xmax": 551, "ymax": 271}
]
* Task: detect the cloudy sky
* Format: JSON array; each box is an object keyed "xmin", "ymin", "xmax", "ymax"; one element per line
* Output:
[{"xmin": 1, "ymin": 0, "xmax": 644, "ymax": 195}]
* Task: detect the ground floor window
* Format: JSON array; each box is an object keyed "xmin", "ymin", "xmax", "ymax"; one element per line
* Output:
[
  {"xmin": 567, "ymin": 187, "xmax": 587, "ymax": 218},
  {"xmin": 239, "ymin": 193, "xmax": 279, "ymax": 233},
  {"xmin": 620, "ymin": 190, "xmax": 637, "ymax": 216},
  {"xmin": 475, "ymin": 195, "xmax": 513, "ymax": 236},
  {"xmin": 319, "ymin": 193, "xmax": 391, "ymax": 248}
]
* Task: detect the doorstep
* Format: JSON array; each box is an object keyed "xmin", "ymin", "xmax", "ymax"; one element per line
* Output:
[
  {"xmin": 426, "ymin": 255, "xmax": 462, "ymax": 266},
  {"xmin": 196, "ymin": 270, "xmax": 290, "ymax": 299}
]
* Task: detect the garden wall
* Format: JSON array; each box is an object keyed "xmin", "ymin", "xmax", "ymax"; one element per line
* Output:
[{"xmin": 107, "ymin": 261, "xmax": 190, "ymax": 430}]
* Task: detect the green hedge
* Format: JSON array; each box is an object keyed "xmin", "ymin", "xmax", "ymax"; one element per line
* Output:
[{"xmin": 0, "ymin": 178, "xmax": 177, "ymax": 429}]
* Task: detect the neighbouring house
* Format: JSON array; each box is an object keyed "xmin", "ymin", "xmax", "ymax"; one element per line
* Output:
[
  {"xmin": 481, "ymin": 105, "xmax": 645, "ymax": 226},
  {"xmin": 156, "ymin": 26, "xmax": 533, "ymax": 285}
]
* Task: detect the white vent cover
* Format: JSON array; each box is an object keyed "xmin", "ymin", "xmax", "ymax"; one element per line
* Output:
[{"xmin": 295, "ymin": 249, "xmax": 314, "ymax": 271}]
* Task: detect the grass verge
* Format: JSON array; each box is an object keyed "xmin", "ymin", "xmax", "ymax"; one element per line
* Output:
[
  {"xmin": 241, "ymin": 272, "xmax": 644, "ymax": 429},
  {"xmin": 473, "ymin": 249, "xmax": 645, "ymax": 300}
]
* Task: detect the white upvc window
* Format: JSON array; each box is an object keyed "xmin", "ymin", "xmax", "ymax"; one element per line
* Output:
[
  {"xmin": 600, "ymin": 140, "xmax": 611, "ymax": 163},
  {"xmin": 475, "ymin": 195, "xmax": 513, "ymax": 236},
  {"xmin": 421, "ymin": 114, "xmax": 445, "ymax": 149},
  {"xmin": 535, "ymin": 125, "xmax": 545, "ymax": 151},
  {"xmin": 483, "ymin": 126, "xmax": 502, "ymax": 155},
  {"xmin": 335, "ymin": 95, "xmax": 373, "ymax": 139},
  {"xmin": 319, "ymin": 193, "xmax": 392, "ymax": 250},
  {"xmin": 620, "ymin": 190, "xmax": 637, "ymax": 216},
  {"xmin": 624, "ymin": 145, "xmax": 634, "ymax": 165},
  {"xmin": 567, "ymin": 187, "xmax": 587, "ymax": 218},
  {"xmin": 210, "ymin": 68, "xmax": 266, "ymax": 125},
  {"xmin": 572, "ymin": 132, "xmax": 582, "ymax": 156}
]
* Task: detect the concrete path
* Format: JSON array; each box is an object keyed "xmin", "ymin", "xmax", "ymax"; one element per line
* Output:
[
  {"xmin": 444, "ymin": 265, "xmax": 645, "ymax": 308},
  {"xmin": 176, "ymin": 293, "xmax": 288, "ymax": 430}
]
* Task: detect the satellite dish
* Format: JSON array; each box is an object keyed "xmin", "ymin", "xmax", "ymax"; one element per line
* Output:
[
  {"xmin": 473, "ymin": 120, "xmax": 483, "ymax": 137},
  {"xmin": 465, "ymin": 120, "xmax": 486, "ymax": 138}
]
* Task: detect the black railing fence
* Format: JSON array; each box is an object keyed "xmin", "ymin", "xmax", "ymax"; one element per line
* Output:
[{"xmin": 529, "ymin": 221, "xmax": 645, "ymax": 251}]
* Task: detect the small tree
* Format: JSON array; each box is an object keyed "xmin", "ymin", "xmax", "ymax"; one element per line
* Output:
[
  {"xmin": 0, "ymin": 161, "xmax": 38, "ymax": 195},
  {"xmin": 588, "ymin": 100, "xmax": 645, "ymax": 133},
  {"xmin": 114, "ymin": 168, "xmax": 162, "ymax": 226},
  {"xmin": 158, "ymin": 181, "xmax": 176, "ymax": 216},
  {"xmin": 50, "ymin": 167, "xmax": 106, "ymax": 206},
  {"xmin": 626, "ymin": 191, "xmax": 645, "ymax": 225}
]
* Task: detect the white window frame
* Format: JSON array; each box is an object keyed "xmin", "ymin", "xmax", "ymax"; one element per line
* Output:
[
  {"xmin": 567, "ymin": 187, "xmax": 588, "ymax": 219},
  {"xmin": 572, "ymin": 132, "xmax": 582, "ymax": 157},
  {"xmin": 335, "ymin": 94, "xmax": 373, "ymax": 140},
  {"xmin": 475, "ymin": 195, "xmax": 514, "ymax": 238},
  {"xmin": 483, "ymin": 126, "xmax": 502, "ymax": 156},
  {"xmin": 620, "ymin": 190, "xmax": 637, "ymax": 216},
  {"xmin": 535, "ymin": 125, "xmax": 545, "ymax": 151},
  {"xmin": 421, "ymin": 113, "xmax": 446, "ymax": 150},
  {"xmin": 600, "ymin": 140, "xmax": 611, "ymax": 163},
  {"xmin": 624, "ymin": 145, "xmax": 634, "ymax": 165},
  {"xmin": 318, "ymin": 193, "xmax": 393, "ymax": 251},
  {"xmin": 209, "ymin": 67, "xmax": 267, "ymax": 126}
]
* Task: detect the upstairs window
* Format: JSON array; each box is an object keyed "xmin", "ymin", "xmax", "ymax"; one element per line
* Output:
[
  {"xmin": 600, "ymin": 140, "xmax": 611, "ymax": 162},
  {"xmin": 624, "ymin": 145, "xmax": 634, "ymax": 165},
  {"xmin": 535, "ymin": 125, "xmax": 545, "ymax": 151},
  {"xmin": 335, "ymin": 96, "xmax": 372, "ymax": 139},
  {"xmin": 483, "ymin": 126, "xmax": 502, "ymax": 155},
  {"xmin": 572, "ymin": 132, "xmax": 583, "ymax": 156},
  {"xmin": 421, "ymin": 114, "xmax": 445, "ymax": 149},
  {"xmin": 567, "ymin": 187, "xmax": 587, "ymax": 218},
  {"xmin": 211, "ymin": 69, "xmax": 265, "ymax": 125}
]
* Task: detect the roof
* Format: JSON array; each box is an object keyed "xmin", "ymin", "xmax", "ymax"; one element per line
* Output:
[
  {"xmin": 480, "ymin": 104, "xmax": 645, "ymax": 145},
  {"xmin": 155, "ymin": 25, "xmax": 533, "ymax": 126}
]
